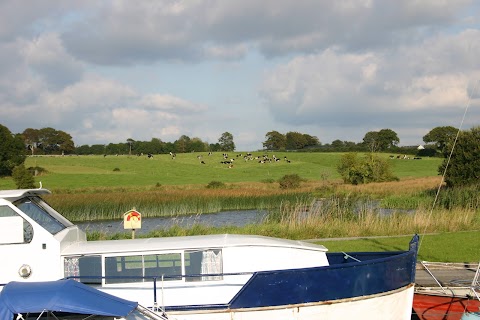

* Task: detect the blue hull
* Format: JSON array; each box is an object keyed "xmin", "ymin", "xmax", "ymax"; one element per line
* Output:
[{"xmin": 169, "ymin": 235, "xmax": 418, "ymax": 311}]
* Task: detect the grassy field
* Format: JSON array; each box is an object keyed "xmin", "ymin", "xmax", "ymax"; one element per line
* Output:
[{"xmin": 0, "ymin": 152, "xmax": 443, "ymax": 190}]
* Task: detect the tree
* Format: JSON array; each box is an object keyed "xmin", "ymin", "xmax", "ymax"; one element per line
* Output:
[
  {"xmin": 423, "ymin": 126, "xmax": 458, "ymax": 153},
  {"xmin": 363, "ymin": 129, "xmax": 399, "ymax": 152},
  {"xmin": 0, "ymin": 124, "xmax": 26, "ymax": 177},
  {"xmin": 362, "ymin": 131, "xmax": 380, "ymax": 152},
  {"xmin": 12, "ymin": 164, "xmax": 35, "ymax": 189},
  {"xmin": 377, "ymin": 129, "xmax": 399, "ymax": 150},
  {"xmin": 218, "ymin": 132, "xmax": 235, "ymax": 152},
  {"xmin": 126, "ymin": 138, "xmax": 135, "ymax": 155},
  {"xmin": 22, "ymin": 127, "xmax": 75, "ymax": 155},
  {"xmin": 263, "ymin": 131, "xmax": 286, "ymax": 150},
  {"xmin": 189, "ymin": 137, "xmax": 208, "ymax": 152},
  {"xmin": 440, "ymin": 126, "xmax": 480, "ymax": 187},
  {"xmin": 303, "ymin": 134, "xmax": 320, "ymax": 148},
  {"xmin": 285, "ymin": 131, "xmax": 307, "ymax": 150},
  {"xmin": 331, "ymin": 139, "xmax": 344, "ymax": 149},
  {"xmin": 22, "ymin": 128, "xmax": 40, "ymax": 155},
  {"xmin": 174, "ymin": 135, "xmax": 191, "ymax": 153},
  {"xmin": 337, "ymin": 153, "xmax": 398, "ymax": 185}
]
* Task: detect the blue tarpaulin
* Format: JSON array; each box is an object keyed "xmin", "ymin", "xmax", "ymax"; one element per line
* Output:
[{"xmin": 0, "ymin": 279, "xmax": 138, "ymax": 319}]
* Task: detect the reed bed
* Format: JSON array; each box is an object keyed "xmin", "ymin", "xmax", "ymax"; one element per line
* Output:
[
  {"xmin": 262, "ymin": 196, "xmax": 479, "ymax": 239},
  {"xmin": 46, "ymin": 188, "xmax": 313, "ymax": 222},
  {"xmin": 88, "ymin": 193, "xmax": 479, "ymax": 241}
]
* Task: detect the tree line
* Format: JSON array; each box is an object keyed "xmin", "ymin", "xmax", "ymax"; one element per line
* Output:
[{"xmin": 1, "ymin": 124, "xmax": 463, "ymax": 157}]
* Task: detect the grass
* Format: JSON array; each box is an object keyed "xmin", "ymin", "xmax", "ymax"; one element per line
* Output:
[{"xmin": 0, "ymin": 152, "xmax": 443, "ymax": 190}]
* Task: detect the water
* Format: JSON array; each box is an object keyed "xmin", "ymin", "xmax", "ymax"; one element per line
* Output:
[
  {"xmin": 77, "ymin": 209, "xmax": 267, "ymax": 235},
  {"xmin": 76, "ymin": 201, "xmax": 414, "ymax": 235}
]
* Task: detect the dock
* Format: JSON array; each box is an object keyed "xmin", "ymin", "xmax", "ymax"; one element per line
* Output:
[{"xmin": 415, "ymin": 262, "xmax": 479, "ymax": 287}]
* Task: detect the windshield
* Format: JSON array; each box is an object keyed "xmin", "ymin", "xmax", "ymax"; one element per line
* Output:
[{"xmin": 14, "ymin": 196, "xmax": 72, "ymax": 235}]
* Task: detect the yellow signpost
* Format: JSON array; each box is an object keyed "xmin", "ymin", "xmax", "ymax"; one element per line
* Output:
[{"xmin": 123, "ymin": 208, "xmax": 141, "ymax": 239}]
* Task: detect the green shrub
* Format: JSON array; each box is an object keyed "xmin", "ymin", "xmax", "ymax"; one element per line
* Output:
[
  {"xmin": 278, "ymin": 174, "xmax": 302, "ymax": 189},
  {"xmin": 12, "ymin": 164, "xmax": 36, "ymax": 189},
  {"xmin": 337, "ymin": 153, "xmax": 398, "ymax": 185},
  {"xmin": 206, "ymin": 181, "xmax": 226, "ymax": 189},
  {"xmin": 113, "ymin": 167, "xmax": 120, "ymax": 171}
]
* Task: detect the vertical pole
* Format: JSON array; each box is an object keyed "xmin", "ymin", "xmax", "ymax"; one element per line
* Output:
[{"xmin": 132, "ymin": 229, "xmax": 135, "ymax": 239}]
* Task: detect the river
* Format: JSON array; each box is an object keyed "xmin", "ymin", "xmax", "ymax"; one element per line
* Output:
[{"xmin": 77, "ymin": 209, "xmax": 267, "ymax": 235}]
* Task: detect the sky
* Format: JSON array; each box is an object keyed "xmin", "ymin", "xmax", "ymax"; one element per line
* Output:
[{"xmin": 1, "ymin": 0, "xmax": 480, "ymax": 151}]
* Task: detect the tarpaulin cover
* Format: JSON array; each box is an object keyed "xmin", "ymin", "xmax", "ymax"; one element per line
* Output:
[{"xmin": 0, "ymin": 279, "xmax": 138, "ymax": 319}]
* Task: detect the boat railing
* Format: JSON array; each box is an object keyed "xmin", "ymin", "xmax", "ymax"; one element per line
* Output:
[
  {"xmin": 65, "ymin": 271, "xmax": 254, "ymax": 312},
  {"xmin": 419, "ymin": 260, "xmax": 480, "ymax": 298}
]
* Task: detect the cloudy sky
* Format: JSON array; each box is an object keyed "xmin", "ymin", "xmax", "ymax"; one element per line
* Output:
[{"xmin": 1, "ymin": 1, "xmax": 480, "ymax": 151}]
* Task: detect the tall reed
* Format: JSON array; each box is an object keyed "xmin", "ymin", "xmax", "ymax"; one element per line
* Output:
[{"xmin": 45, "ymin": 189, "xmax": 313, "ymax": 222}]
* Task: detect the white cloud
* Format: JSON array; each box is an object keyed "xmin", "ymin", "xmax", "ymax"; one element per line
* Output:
[
  {"xmin": 1, "ymin": 1, "xmax": 480, "ymax": 150},
  {"xmin": 137, "ymin": 94, "xmax": 207, "ymax": 112},
  {"xmin": 23, "ymin": 33, "xmax": 84, "ymax": 88}
]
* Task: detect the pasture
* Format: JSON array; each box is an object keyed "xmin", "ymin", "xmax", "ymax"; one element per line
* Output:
[{"xmin": 0, "ymin": 152, "xmax": 443, "ymax": 190}]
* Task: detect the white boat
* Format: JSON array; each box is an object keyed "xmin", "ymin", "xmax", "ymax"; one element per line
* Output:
[{"xmin": 0, "ymin": 188, "xmax": 419, "ymax": 320}]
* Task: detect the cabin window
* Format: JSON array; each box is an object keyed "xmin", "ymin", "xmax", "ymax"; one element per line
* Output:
[
  {"xmin": 64, "ymin": 256, "xmax": 102, "ymax": 284},
  {"xmin": 0, "ymin": 205, "xmax": 33, "ymax": 243},
  {"xmin": 105, "ymin": 253, "xmax": 182, "ymax": 284},
  {"xmin": 185, "ymin": 249, "xmax": 223, "ymax": 282},
  {"xmin": 14, "ymin": 197, "xmax": 68, "ymax": 235},
  {"xmin": 144, "ymin": 253, "xmax": 182, "ymax": 281}
]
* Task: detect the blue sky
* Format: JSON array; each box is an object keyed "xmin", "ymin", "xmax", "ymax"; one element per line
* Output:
[{"xmin": 1, "ymin": 1, "xmax": 480, "ymax": 151}]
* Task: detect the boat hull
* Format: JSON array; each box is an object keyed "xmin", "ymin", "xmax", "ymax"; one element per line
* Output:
[{"xmin": 166, "ymin": 285, "xmax": 414, "ymax": 320}]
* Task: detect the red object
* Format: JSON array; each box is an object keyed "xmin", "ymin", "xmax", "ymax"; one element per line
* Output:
[
  {"xmin": 126, "ymin": 211, "xmax": 140, "ymax": 221},
  {"xmin": 412, "ymin": 293, "xmax": 480, "ymax": 320}
]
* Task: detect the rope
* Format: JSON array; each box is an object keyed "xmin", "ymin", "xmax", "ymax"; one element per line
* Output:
[{"xmin": 417, "ymin": 79, "xmax": 479, "ymax": 253}]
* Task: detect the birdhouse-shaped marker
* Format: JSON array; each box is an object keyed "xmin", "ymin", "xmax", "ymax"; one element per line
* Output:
[{"xmin": 123, "ymin": 208, "xmax": 142, "ymax": 230}]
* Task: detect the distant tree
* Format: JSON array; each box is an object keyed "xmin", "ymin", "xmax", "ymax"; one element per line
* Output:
[
  {"xmin": 263, "ymin": 131, "xmax": 286, "ymax": 150},
  {"xmin": 38, "ymin": 127, "xmax": 75, "ymax": 154},
  {"xmin": 149, "ymin": 138, "xmax": 165, "ymax": 154},
  {"xmin": 75, "ymin": 144, "xmax": 91, "ymax": 155},
  {"xmin": 303, "ymin": 134, "xmax": 320, "ymax": 147},
  {"xmin": 337, "ymin": 153, "xmax": 398, "ymax": 185},
  {"xmin": 423, "ymin": 126, "xmax": 458, "ymax": 153},
  {"xmin": 440, "ymin": 126, "xmax": 480, "ymax": 187},
  {"xmin": 285, "ymin": 131, "xmax": 307, "ymax": 150},
  {"xmin": 12, "ymin": 164, "xmax": 35, "ymax": 189},
  {"xmin": 377, "ymin": 129, "xmax": 399, "ymax": 150},
  {"xmin": 362, "ymin": 129, "xmax": 399, "ymax": 152},
  {"xmin": 22, "ymin": 127, "xmax": 74, "ymax": 155},
  {"xmin": 362, "ymin": 131, "xmax": 380, "ymax": 152},
  {"xmin": 189, "ymin": 137, "xmax": 208, "ymax": 152},
  {"xmin": 209, "ymin": 143, "xmax": 221, "ymax": 152},
  {"xmin": 22, "ymin": 128, "xmax": 40, "ymax": 155},
  {"xmin": 331, "ymin": 139, "xmax": 344, "ymax": 149},
  {"xmin": 0, "ymin": 125, "xmax": 26, "ymax": 177},
  {"xmin": 126, "ymin": 138, "xmax": 135, "ymax": 155},
  {"xmin": 174, "ymin": 135, "xmax": 191, "ymax": 153},
  {"xmin": 218, "ymin": 132, "xmax": 235, "ymax": 152}
]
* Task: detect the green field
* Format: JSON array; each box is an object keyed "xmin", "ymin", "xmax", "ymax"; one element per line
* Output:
[{"xmin": 0, "ymin": 152, "xmax": 443, "ymax": 190}]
